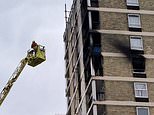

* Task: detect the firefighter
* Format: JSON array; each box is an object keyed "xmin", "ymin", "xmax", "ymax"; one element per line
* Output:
[{"xmin": 31, "ymin": 41, "xmax": 38, "ymax": 56}]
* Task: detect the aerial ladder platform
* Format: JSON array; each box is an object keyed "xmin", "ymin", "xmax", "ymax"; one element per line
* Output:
[{"xmin": 0, "ymin": 42, "xmax": 46, "ymax": 106}]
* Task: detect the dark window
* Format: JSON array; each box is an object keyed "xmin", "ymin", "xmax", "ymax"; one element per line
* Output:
[
  {"xmin": 135, "ymin": 98, "xmax": 149, "ymax": 102},
  {"xmin": 81, "ymin": 0, "xmax": 88, "ymax": 23},
  {"xmin": 129, "ymin": 27, "xmax": 142, "ymax": 32},
  {"xmin": 82, "ymin": 14, "xmax": 89, "ymax": 41},
  {"xmin": 91, "ymin": 33, "xmax": 103, "ymax": 76},
  {"xmin": 132, "ymin": 55, "xmax": 145, "ymax": 72},
  {"xmin": 132, "ymin": 55, "xmax": 146, "ymax": 77},
  {"xmin": 84, "ymin": 62, "xmax": 91, "ymax": 85},
  {"xmin": 91, "ymin": 0, "xmax": 99, "ymax": 7},
  {"xmin": 91, "ymin": 11, "xmax": 100, "ymax": 29},
  {"xmin": 127, "ymin": 5, "xmax": 140, "ymax": 10}
]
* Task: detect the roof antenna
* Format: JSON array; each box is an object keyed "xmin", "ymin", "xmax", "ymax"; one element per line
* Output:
[{"xmin": 65, "ymin": 3, "xmax": 68, "ymax": 24}]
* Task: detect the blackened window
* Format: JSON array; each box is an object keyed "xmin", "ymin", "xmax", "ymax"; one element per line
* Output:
[{"xmin": 132, "ymin": 55, "xmax": 145, "ymax": 73}]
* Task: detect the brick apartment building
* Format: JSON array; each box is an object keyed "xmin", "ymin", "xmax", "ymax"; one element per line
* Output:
[{"xmin": 63, "ymin": 0, "xmax": 154, "ymax": 115}]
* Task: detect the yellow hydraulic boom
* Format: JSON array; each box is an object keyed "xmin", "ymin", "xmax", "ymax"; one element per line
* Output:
[{"xmin": 0, "ymin": 43, "xmax": 46, "ymax": 106}]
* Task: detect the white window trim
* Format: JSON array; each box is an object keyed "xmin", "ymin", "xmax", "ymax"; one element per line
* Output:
[
  {"xmin": 127, "ymin": 0, "xmax": 139, "ymax": 6},
  {"xmin": 128, "ymin": 14, "xmax": 141, "ymax": 28},
  {"xmin": 136, "ymin": 107, "xmax": 150, "ymax": 115},
  {"xmin": 130, "ymin": 36, "xmax": 143, "ymax": 50},
  {"xmin": 134, "ymin": 82, "xmax": 148, "ymax": 98}
]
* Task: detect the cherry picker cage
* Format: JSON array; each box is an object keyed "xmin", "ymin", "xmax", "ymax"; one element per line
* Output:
[
  {"xmin": 28, "ymin": 45, "xmax": 46, "ymax": 67},
  {"xmin": 0, "ymin": 43, "xmax": 46, "ymax": 106}
]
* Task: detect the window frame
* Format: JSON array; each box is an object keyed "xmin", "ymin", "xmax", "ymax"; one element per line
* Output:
[
  {"xmin": 136, "ymin": 107, "xmax": 150, "ymax": 115},
  {"xmin": 134, "ymin": 82, "xmax": 148, "ymax": 98},
  {"xmin": 128, "ymin": 14, "xmax": 141, "ymax": 28},
  {"xmin": 126, "ymin": 0, "xmax": 139, "ymax": 6},
  {"xmin": 130, "ymin": 36, "xmax": 143, "ymax": 50}
]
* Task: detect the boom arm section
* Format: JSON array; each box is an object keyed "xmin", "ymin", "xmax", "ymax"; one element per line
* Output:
[
  {"xmin": 0, "ymin": 58, "xmax": 28, "ymax": 106},
  {"xmin": 0, "ymin": 44, "xmax": 46, "ymax": 106}
]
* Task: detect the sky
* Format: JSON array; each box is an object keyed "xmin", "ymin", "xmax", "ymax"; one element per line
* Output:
[{"xmin": 0, "ymin": 0, "xmax": 72, "ymax": 115}]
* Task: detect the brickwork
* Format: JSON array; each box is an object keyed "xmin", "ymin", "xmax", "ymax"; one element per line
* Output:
[
  {"xmin": 146, "ymin": 59, "xmax": 154, "ymax": 78},
  {"xmin": 101, "ymin": 35, "xmax": 154, "ymax": 54},
  {"xmin": 139, "ymin": 0, "xmax": 154, "ymax": 10},
  {"xmin": 141, "ymin": 14, "xmax": 154, "ymax": 32},
  {"xmin": 106, "ymin": 106, "xmax": 135, "ymax": 115},
  {"xmin": 103, "ymin": 57, "xmax": 132, "ymax": 77},
  {"xmin": 99, "ymin": 13, "xmax": 154, "ymax": 32},
  {"xmin": 148, "ymin": 83, "xmax": 154, "ymax": 102},
  {"xmin": 99, "ymin": 12, "xmax": 128, "ymax": 30},
  {"xmin": 150, "ymin": 107, "xmax": 154, "ymax": 115},
  {"xmin": 104, "ymin": 81, "xmax": 134, "ymax": 101},
  {"xmin": 98, "ymin": 0, "xmax": 154, "ymax": 11},
  {"xmin": 98, "ymin": 0, "xmax": 126, "ymax": 9},
  {"xmin": 106, "ymin": 106, "xmax": 154, "ymax": 115},
  {"xmin": 101, "ymin": 34, "xmax": 130, "ymax": 53},
  {"xmin": 144, "ymin": 37, "xmax": 154, "ymax": 55}
]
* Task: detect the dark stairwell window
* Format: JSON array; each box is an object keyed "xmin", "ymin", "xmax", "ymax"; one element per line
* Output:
[
  {"xmin": 91, "ymin": 33, "xmax": 103, "ymax": 76},
  {"xmin": 91, "ymin": 11, "xmax": 100, "ymax": 29},
  {"xmin": 90, "ymin": 0, "xmax": 99, "ymax": 7}
]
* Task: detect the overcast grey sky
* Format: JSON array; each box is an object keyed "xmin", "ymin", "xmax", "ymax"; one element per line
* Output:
[{"xmin": 0, "ymin": 0, "xmax": 72, "ymax": 115}]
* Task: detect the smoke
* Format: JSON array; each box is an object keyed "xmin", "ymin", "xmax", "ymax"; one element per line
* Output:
[{"xmin": 102, "ymin": 35, "xmax": 145, "ymax": 62}]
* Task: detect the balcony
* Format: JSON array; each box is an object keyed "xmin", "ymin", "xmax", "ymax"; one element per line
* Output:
[{"xmin": 86, "ymin": 80, "xmax": 105, "ymax": 114}]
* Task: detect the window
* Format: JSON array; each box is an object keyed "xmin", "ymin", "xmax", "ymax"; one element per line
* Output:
[
  {"xmin": 128, "ymin": 14, "xmax": 141, "ymax": 28},
  {"xmin": 130, "ymin": 36, "xmax": 143, "ymax": 50},
  {"xmin": 136, "ymin": 107, "xmax": 149, "ymax": 115},
  {"xmin": 132, "ymin": 55, "xmax": 145, "ymax": 73},
  {"xmin": 134, "ymin": 82, "xmax": 148, "ymax": 98},
  {"xmin": 127, "ymin": 0, "xmax": 139, "ymax": 6}
]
